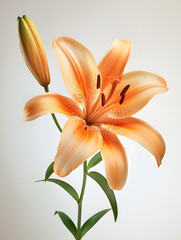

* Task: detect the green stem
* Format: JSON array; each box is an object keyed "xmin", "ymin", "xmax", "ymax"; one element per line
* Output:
[
  {"xmin": 44, "ymin": 85, "xmax": 62, "ymax": 133},
  {"xmin": 76, "ymin": 161, "xmax": 87, "ymax": 240}
]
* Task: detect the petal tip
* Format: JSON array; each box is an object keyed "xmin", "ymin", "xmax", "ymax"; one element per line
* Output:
[
  {"xmin": 110, "ymin": 183, "xmax": 126, "ymax": 191},
  {"xmin": 22, "ymin": 117, "xmax": 26, "ymax": 122},
  {"xmin": 157, "ymin": 161, "xmax": 161, "ymax": 167},
  {"xmin": 53, "ymin": 163, "xmax": 68, "ymax": 178},
  {"xmin": 53, "ymin": 163, "xmax": 60, "ymax": 177},
  {"xmin": 23, "ymin": 109, "xmax": 29, "ymax": 121},
  {"xmin": 52, "ymin": 39, "xmax": 57, "ymax": 48},
  {"xmin": 156, "ymin": 146, "xmax": 165, "ymax": 167},
  {"xmin": 157, "ymin": 155, "xmax": 164, "ymax": 167},
  {"xmin": 114, "ymin": 39, "xmax": 131, "ymax": 44},
  {"xmin": 108, "ymin": 174, "xmax": 128, "ymax": 190}
]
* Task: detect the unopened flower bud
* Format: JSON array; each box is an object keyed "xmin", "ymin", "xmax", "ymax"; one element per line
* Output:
[{"xmin": 17, "ymin": 15, "xmax": 50, "ymax": 87}]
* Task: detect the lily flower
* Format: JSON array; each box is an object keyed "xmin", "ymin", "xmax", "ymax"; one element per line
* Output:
[
  {"xmin": 18, "ymin": 15, "xmax": 50, "ymax": 87},
  {"xmin": 24, "ymin": 37, "xmax": 167, "ymax": 190}
]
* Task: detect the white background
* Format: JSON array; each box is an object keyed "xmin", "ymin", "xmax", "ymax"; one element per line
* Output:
[{"xmin": 1, "ymin": 0, "xmax": 181, "ymax": 239}]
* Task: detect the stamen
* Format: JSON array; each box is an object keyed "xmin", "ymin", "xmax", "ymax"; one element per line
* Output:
[
  {"xmin": 119, "ymin": 95, "xmax": 125, "ymax": 105},
  {"xmin": 97, "ymin": 75, "xmax": 101, "ymax": 89},
  {"xmin": 101, "ymin": 93, "xmax": 106, "ymax": 106},
  {"xmin": 120, "ymin": 84, "xmax": 130, "ymax": 96}
]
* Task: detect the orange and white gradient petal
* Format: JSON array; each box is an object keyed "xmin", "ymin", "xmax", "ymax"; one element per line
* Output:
[
  {"xmin": 99, "ymin": 128, "xmax": 128, "ymax": 190},
  {"xmin": 112, "ymin": 71, "xmax": 167, "ymax": 100},
  {"xmin": 24, "ymin": 93, "xmax": 83, "ymax": 121},
  {"xmin": 98, "ymin": 39, "xmax": 132, "ymax": 88},
  {"xmin": 53, "ymin": 37, "xmax": 101, "ymax": 115},
  {"xmin": 103, "ymin": 117, "xmax": 166, "ymax": 167},
  {"xmin": 53, "ymin": 117, "xmax": 103, "ymax": 177},
  {"xmin": 97, "ymin": 71, "xmax": 168, "ymax": 120}
]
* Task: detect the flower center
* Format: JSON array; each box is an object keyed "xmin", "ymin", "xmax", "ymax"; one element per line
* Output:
[
  {"xmin": 99, "ymin": 76, "xmax": 130, "ymax": 107},
  {"xmin": 86, "ymin": 75, "xmax": 130, "ymax": 124}
]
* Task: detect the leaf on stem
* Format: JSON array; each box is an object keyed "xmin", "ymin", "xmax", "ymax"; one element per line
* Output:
[
  {"xmin": 45, "ymin": 161, "xmax": 54, "ymax": 181},
  {"xmin": 55, "ymin": 211, "xmax": 77, "ymax": 238},
  {"xmin": 87, "ymin": 152, "xmax": 102, "ymax": 171},
  {"xmin": 36, "ymin": 178, "xmax": 79, "ymax": 202},
  {"xmin": 81, "ymin": 209, "xmax": 110, "ymax": 237},
  {"xmin": 88, "ymin": 171, "xmax": 118, "ymax": 221}
]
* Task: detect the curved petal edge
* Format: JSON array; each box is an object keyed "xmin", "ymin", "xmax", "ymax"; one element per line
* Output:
[
  {"xmin": 103, "ymin": 117, "xmax": 166, "ymax": 166},
  {"xmin": 24, "ymin": 93, "xmax": 83, "ymax": 121},
  {"xmin": 99, "ymin": 127, "xmax": 128, "ymax": 190}
]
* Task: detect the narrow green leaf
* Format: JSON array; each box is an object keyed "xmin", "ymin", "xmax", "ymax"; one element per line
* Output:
[
  {"xmin": 87, "ymin": 152, "xmax": 102, "ymax": 171},
  {"xmin": 88, "ymin": 171, "xmax": 118, "ymax": 221},
  {"xmin": 45, "ymin": 161, "xmax": 54, "ymax": 181},
  {"xmin": 81, "ymin": 209, "xmax": 110, "ymax": 237},
  {"xmin": 55, "ymin": 211, "xmax": 77, "ymax": 238},
  {"xmin": 47, "ymin": 178, "xmax": 79, "ymax": 202},
  {"xmin": 37, "ymin": 178, "xmax": 79, "ymax": 202}
]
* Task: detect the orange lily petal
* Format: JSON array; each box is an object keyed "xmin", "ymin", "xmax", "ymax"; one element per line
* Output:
[
  {"xmin": 54, "ymin": 117, "xmax": 103, "ymax": 177},
  {"xmin": 24, "ymin": 93, "xmax": 83, "ymax": 121},
  {"xmin": 98, "ymin": 71, "xmax": 167, "ymax": 120},
  {"xmin": 99, "ymin": 127, "xmax": 128, "ymax": 190},
  {"xmin": 53, "ymin": 37, "xmax": 100, "ymax": 115},
  {"xmin": 103, "ymin": 117, "xmax": 166, "ymax": 166},
  {"xmin": 99, "ymin": 39, "xmax": 132, "ymax": 88}
]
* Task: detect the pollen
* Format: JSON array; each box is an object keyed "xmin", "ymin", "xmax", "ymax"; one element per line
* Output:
[
  {"xmin": 97, "ymin": 74, "xmax": 101, "ymax": 89},
  {"xmin": 119, "ymin": 95, "xmax": 125, "ymax": 105},
  {"xmin": 101, "ymin": 93, "xmax": 106, "ymax": 106},
  {"xmin": 120, "ymin": 84, "xmax": 130, "ymax": 96}
]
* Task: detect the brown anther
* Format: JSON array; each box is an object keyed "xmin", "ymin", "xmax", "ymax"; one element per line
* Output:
[
  {"xmin": 119, "ymin": 95, "xmax": 125, "ymax": 105},
  {"xmin": 97, "ymin": 75, "xmax": 101, "ymax": 89},
  {"xmin": 120, "ymin": 84, "xmax": 130, "ymax": 96},
  {"xmin": 101, "ymin": 93, "xmax": 106, "ymax": 106},
  {"xmin": 84, "ymin": 126, "xmax": 87, "ymax": 130}
]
